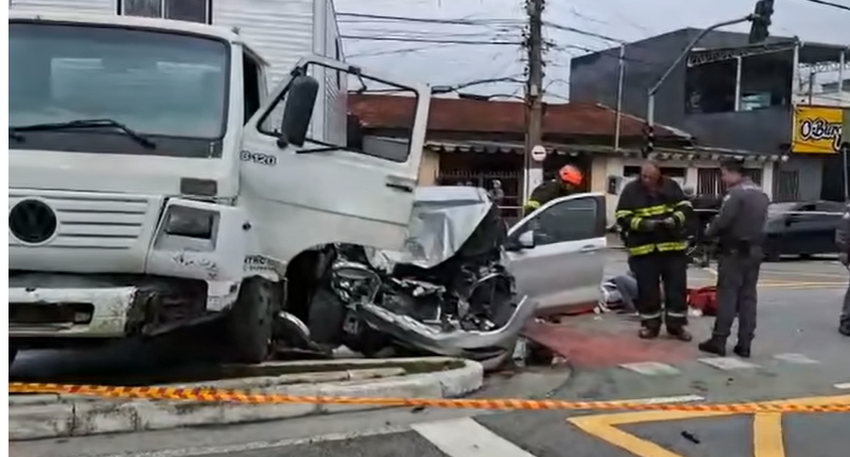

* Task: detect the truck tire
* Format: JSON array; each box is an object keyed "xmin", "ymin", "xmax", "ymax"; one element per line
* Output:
[{"xmin": 226, "ymin": 277, "xmax": 277, "ymax": 364}]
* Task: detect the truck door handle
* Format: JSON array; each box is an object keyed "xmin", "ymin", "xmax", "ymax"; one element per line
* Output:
[
  {"xmin": 385, "ymin": 176, "xmax": 415, "ymax": 193},
  {"xmin": 579, "ymin": 245, "xmax": 596, "ymax": 253},
  {"xmin": 386, "ymin": 182, "xmax": 413, "ymax": 193}
]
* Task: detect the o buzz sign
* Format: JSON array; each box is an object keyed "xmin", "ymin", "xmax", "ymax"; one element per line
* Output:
[{"xmin": 530, "ymin": 145, "xmax": 547, "ymax": 162}]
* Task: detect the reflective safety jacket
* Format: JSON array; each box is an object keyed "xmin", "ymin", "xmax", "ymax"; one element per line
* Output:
[
  {"xmin": 523, "ymin": 180, "xmax": 576, "ymax": 215},
  {"xmin": 615, "ymin": 177, "xmax": 692, "ymax": 256}
]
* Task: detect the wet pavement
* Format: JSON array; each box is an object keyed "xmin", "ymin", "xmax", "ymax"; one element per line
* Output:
[{"xmin": 11, "ymin": 253, "xmax": 850, "ymax": 457}]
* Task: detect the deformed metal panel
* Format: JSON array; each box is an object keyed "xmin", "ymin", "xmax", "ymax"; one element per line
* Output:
[{"xmin": 10, "ymin": 0, "xmax": 114, "ymax": 14}]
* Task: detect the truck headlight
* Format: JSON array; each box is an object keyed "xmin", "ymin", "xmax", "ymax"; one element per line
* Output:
[{"xmin": 164, "ymin": 206, "xmax": 217, "ymax": 239}]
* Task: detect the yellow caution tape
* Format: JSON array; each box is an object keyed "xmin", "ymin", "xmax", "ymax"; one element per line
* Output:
[{"xmin": 8, "ymin": 382, "xmax": 850, "ymax": 413}]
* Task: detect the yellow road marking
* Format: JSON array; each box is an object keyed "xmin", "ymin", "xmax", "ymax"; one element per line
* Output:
[
  {"xmin": 753, "ymin": 413, "xmax": 785, "ymax": 457},
  {"xmin": 567, "ymin": 394, "xmax": 850, "ymax": 457}
]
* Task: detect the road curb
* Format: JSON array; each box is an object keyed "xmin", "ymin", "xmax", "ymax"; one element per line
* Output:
[{"xmin": 9, "ymin": 358, "xmax": 483, "ymax": 441}]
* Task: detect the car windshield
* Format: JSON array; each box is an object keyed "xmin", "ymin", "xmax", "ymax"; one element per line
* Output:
[{"xmin": 10, "ymin": 22, "xmax": 229, "ymax": 140}]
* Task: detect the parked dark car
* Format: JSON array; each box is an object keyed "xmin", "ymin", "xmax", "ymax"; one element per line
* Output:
[{"xmin": 762, "ymin": 200, "xmax": 845, "ymax": 261}]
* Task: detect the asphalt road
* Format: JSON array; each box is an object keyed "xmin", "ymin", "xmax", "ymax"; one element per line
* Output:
[{"xmin": 11, "ymin": 254, "xmax": 850, "ymax": 457}]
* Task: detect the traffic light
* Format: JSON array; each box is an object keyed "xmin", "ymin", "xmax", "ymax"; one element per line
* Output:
[
  {"xmin": 642, "ymin": 124, "xmax": 654, "ymax": 158},
  {"xmin": 748, "ymin": 0, "xmax": 774, "ymax": 44}
]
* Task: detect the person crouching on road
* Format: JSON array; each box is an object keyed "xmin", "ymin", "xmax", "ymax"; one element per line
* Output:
[
  {"xmin": 523, "ymin": 164, "xmax": 583, "ymax": 216},
  {"xmin": 698, "ymin": 159, "xmax": 770, "ymax": 358},
  {"xmin": 834, "ymin": 201, "xmax": 850, "ymax": 337},
  {"xmin": 615, "ymin": 161, "xmax": 693, "ymax": 341}
]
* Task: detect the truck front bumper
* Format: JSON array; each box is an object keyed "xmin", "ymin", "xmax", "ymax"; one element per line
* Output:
[
  {"xmin": 9, "ymin": 285, "xmax": 139, "ymax": 338},
  {"xmin": 8, "ymin": 274, "xmax": 241, "ymax": 339}
]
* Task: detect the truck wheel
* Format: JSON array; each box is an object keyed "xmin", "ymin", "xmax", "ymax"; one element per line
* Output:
[{"xmin": 226, "ymin": 277, "xmax": 277, "ymax": 364}]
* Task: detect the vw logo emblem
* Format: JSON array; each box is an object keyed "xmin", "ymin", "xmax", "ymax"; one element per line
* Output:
[{"xmin": 9, "ymin": 199, "xmax": 58, "ymax": 244}]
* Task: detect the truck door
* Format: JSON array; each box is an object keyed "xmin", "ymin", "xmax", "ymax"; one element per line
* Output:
[{"xmin": 239, "ymin": 56, "xmax": 431, "ymax": 263}]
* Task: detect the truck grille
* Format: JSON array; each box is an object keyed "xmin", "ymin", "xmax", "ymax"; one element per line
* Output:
[{"xmin": 9, "ymin": 191, "xmax": 155, "ymax": 250}]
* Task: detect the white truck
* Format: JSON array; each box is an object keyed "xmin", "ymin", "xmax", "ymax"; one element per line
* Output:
[{"xmin": 8, "ymin": 5, "xmax": 431, "ymax": 365}]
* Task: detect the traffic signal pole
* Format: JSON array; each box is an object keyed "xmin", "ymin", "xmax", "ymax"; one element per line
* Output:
[
  {"xmin": 644, "ymin": 15, "xmax": 754, "ymax": 157},
  {"xmin": 640, "ymin": 0, "xmax": 785, "ymax": 158}
]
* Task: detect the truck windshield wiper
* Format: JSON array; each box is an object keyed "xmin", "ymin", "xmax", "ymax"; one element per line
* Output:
[{"xmin": 10, "ymin": 119, "xmax": 156, "ymax": 149}]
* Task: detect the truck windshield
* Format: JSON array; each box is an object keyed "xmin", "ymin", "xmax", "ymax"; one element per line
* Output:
[{"xmin": 10, "ymin": 22, "xmax": 229, "ymax": 142}]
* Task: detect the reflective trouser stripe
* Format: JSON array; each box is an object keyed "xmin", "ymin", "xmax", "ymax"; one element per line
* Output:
[
  {"xmin": 629, "ymin": 244, "xmax": 655, "ymax": 255},
  {"xmin": 630, "ymin": 217, "xmax": 643, "ymax": 231},
  {"xmin": 656, "ymin": 241, "xmax": 687, "ymax": 252},
  {"xmin": 628, "ymin": 242, "xmax": 687, "ymax": 256}
]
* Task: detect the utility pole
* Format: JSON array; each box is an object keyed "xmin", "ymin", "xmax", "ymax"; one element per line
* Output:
[{"xmin": 523, "ymin": 0, "xmax": 545, "ymax": 205}]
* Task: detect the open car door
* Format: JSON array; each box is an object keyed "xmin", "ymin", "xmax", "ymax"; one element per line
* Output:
[
  {"xmin": 504, "ymin": 192, "xmax": 607, "ymax": 315},
  {"xmin": 240, "ymin": 56, "xmax": 430, "ymax": 263}
]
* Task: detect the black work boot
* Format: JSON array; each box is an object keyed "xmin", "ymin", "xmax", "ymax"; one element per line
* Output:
[
  {"xmin": 839, "ymin": 325, "xmax": 850, "ymax": 337},
  {"xmin": 667, "ymin": 327, "xmax": 693, "ymax": 342},
  {"xmin": 698, "ymin": 337, "xmax": 727, "ymax": 356},
  {"xmin": 732, "ymin": 344, "xmax": 751, "ymax": 358},
  {"xmin": 638, "ymin": 326, "xmax": 661, "ymax": 339}
]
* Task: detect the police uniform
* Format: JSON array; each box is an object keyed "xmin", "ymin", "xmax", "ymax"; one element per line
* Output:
[
  {"xmin": 523, "ymin": 179, "xmax": 575, "ymax": 215},
  {"xmin": 834, "ymin": 202, "xmax": 850, "ymax": 336},
  {"xmin": 615, "ymin": 177, "xmax": 693, "ymax": 335},
  {"xmin": 701, "ymin": 178, "xmax": 770, "ymax": 355}
]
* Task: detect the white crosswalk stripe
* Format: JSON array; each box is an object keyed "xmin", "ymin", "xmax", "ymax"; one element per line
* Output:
[
  {"xmin": 411, "ymin": 417, "xmax": 537, "ymax": 457},
  {"xmin": 698, "ymin": 356, "xmax": 760, "ymax": 370}
]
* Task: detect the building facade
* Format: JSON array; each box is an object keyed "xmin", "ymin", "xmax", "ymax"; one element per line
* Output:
[
  {"xmin": 348, "ymin": 94, "xmax": 780, "ymax": 225},
  {"xmin": 569, "ymin": 28, "xmax": 849, "ymax": 201}
]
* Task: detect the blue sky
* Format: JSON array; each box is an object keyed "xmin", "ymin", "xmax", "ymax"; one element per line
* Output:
[{"xmin": 335, "ymin": 0, "xmax": 849, "ymax": 100}]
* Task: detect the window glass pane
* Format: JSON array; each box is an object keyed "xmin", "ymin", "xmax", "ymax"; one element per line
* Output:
[
  {"xmin": 534, "ymin": 197, "xmax": 597, "ymax": 245},
  {"xmin": 123, "ymin": 0, "xmax": 162, "ymax": 18},
  {"xmin": 10, "ymin": 22, "xmax": 229, "ymax": 143},
  {"xmin": 165, "ymin": 0, "xmax": 208, "ymax": 24}
]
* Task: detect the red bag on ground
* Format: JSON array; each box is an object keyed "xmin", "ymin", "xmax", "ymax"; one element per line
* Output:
[{"xmin": 687, "ymin": 286, "xmax": 717, "ymax": 316}]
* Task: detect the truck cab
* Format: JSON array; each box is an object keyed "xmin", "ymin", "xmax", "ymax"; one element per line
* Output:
[{"xmin": 8, "ymin": 12, "xmax": 431, "ymax": 365}]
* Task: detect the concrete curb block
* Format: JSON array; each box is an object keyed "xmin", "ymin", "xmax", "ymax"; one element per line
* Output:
[{"xmin": 9, "ymin": 358, "xmax": 483, "ymax": 441}]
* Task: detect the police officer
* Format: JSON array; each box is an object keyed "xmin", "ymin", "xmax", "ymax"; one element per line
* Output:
[
  {"xmin": 698, "ymin": 159, "xmax": 770, "ymax": 357},
  {"xmin": 835, "ymin": 202, "xmax": 850, "ymax": 337},
  {"xmin": 523, "ymin": 164, "xmax": 583, "ymax": 215},
  {"xmin": 615, "ymin": 161, "xmax": 693, "ymax": 341}
]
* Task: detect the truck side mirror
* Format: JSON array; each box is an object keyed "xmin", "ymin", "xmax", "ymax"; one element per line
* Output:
[{"xmin": 277, "ymin": 74, "xmax": 319, "ymax": 148}]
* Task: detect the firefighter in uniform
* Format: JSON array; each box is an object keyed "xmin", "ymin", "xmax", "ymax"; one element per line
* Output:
[
  {"xmin": 835, "ymin": 202, "xmax": 850, "ymax": 337},
  {"xmin": 615, "ymin": 161, "xmax": 693, "ymax": 341},
  {"xmin": 698, "ymin": 159, "xmax": 770, "ymax": 357},
  {"xmin": 523, "ymin": 165, "xmax": 584, "ymax": 215}
]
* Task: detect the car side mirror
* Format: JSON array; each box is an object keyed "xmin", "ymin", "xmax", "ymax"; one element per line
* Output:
[
  {"xmin": 518, "ymin": 230, "xmax": 536, "ymax": 249},
  {"xmin": 277, "ymin": 73, "xmax": 319, "ymax": 148}
]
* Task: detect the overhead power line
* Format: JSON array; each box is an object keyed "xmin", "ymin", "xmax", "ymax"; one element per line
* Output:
[
  {"xmin": 544, "ymin": 21, "xmax": 626, "ymax": 44},
  {"xmin": 340, "ymin": 35, "xmax": 521, "ymax": 45},
  {"xmin": 337, "ymin": 12, "xmax": 522, "ymax": 26},
  {"xmin": 801, "ymin": 0, "xmax": 850, "ymax": 12}
]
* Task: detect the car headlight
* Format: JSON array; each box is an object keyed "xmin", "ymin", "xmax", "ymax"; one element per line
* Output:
[{"xmin": 164, "ymin": 205, "xmax": 217, "ymax": 239}]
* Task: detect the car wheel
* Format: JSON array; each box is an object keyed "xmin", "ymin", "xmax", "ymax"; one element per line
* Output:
[{"xmin": 225, "ymin": 277, "xmax": 277, "ymax": 364}]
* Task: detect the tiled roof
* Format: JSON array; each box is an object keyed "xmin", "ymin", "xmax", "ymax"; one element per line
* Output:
[{"xmin": 348, "ymin": 93, "xmax": 690, "ymax": 139}]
